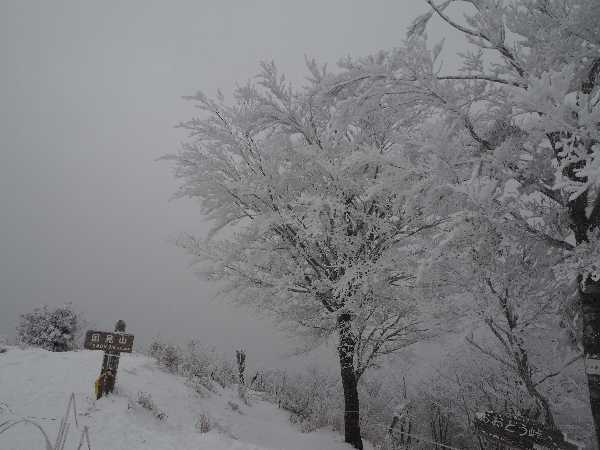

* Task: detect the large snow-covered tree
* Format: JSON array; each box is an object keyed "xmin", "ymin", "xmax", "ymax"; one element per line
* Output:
[
  {"xmin": 323, "ymin": 0, "xmax": 599, "ymax": 442},
  {"xmin": 166, "ymin": 61, "xmax": 437, "ymax": 449},
  {"xmin": 414, "ymin": 0, "xmax": 600, "ymax": 441},
  {"xmin": 166, "ymin": 1, "xmax": 599, "ymax": 444}
]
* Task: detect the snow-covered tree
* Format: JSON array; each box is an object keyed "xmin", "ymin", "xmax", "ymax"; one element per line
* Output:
[
  {"xmin": 435, "ymin": 225, "xmax": 587, "ymax": 422},
  {"xmin": 165, "ymin": 61, "xmax": 438, "ymax": 449},
  {"xmin": 413, "ymin": 0, "xmax": 600, "ymax": 442},
  {"xmin": 16, "ymin": 304, "xmax": 82, "ymax": 352},
  {"xmin": 323, "ymin": 0, "xmax": 599, "ymax": 442}
]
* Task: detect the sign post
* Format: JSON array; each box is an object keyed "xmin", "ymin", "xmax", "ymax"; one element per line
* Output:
[
  {"xmin": 474, "ymin": 411, "xmax": 583, "ymax": 450},
  {"xmin": 84, "ymin": 320, "xmax": 134, "ymax": 399}
]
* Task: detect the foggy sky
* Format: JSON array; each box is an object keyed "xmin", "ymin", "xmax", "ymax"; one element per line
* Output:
[{"xmin": 0, "ymin": 1, "xmax": 462, "ymax": 368}]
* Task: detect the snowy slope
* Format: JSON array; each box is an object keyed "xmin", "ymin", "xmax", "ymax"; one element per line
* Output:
[{"xmin": 0, "ymin": 347, "xmax": 365, "ymax": 450}]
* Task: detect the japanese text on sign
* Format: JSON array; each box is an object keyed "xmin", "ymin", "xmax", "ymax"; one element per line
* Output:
[{"xmin": 84, "ymin": 330, "xmax": 134, "ymax": 353}]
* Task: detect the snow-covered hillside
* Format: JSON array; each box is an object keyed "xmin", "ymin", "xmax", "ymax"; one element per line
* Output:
[{"xmin": 0, "ymin": 348, "xmax": 365, "ymax": 450}]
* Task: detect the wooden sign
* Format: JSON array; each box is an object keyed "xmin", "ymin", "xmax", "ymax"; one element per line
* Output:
[
  {"xmin": 85, "ymin": 321, "xmax": 134, "ymax": 399},
  {"xmin": 84, "ymin": 330, "xmax": 134, "ymax": 353},
  {"xmin": 474, "ymin": 411, "xmax": 581, "ymax": 450},
  {"xmin": 586, "ymin": 356, "xmax": 600, "ymax": 376}
]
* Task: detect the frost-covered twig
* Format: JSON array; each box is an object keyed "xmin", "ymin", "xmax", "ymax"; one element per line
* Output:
[
  {"xmin": 534, "ymin": 352, "xmax": 584, "ymax": 387},
  {"xmin": 0, "ymin": 393, "xmax": 91, "ymax": 450}
]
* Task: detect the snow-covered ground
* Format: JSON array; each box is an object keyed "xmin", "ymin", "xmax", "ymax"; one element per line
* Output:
[{"xmin": 0, "ymin": 347, "xmax": 368, "ymax": 450}]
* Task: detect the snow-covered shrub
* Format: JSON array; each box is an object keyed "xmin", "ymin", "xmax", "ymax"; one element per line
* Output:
[
  {"xmin": 254, "ymin": 365, "xmax": 415, "ymax": 445},
  {"xmin": 409, "ymin": 387, "xmax": 465, "ymax": 450},
  {"xmin": 236, "ymin": 349, "xmax": 248, "ymax": 404},
  {"xmin": 402, "ymin": 344, "xmax": 588, "ymax": 450},
  {"xmin": 355, "ymin": 375, "xmax": 406, "ymax": 446},
  {"xmin": 148, "ymin": 337, "xmax": 165, "ymax": 360},
  {"xmin": 181, "ymin": 340, "xmax": 236, "ymax": 389},
  {"xmin": 196, "ymin": 413, "xmax": 211, "ymax": 433},
  {"xmin": 249, "ymin": 371, "xmax": 266, "ymax": 390},
  {"xmin": 147, "ymin": 338, "xmax": 237, "ymax": 391},
  {"xmin": 257, "ymin": 367, "xmax": 342, "ymax": 433},
  {"xmin": 0, "ymin": 335, "xmax": 7, "ymax": 354},
  {"xmin": 136, "ymin": 391, "xmax": 166, "ymax": 421},
  {"xmin": 227, "ymin": 400, "xmax": 242, "ymax": 414},
  {"xmin": 136, "ymin": 391, "xmax": 154, "ymax": 409},
  {"xmin": 16, "ymin": 304, "xmax": 82, "ymax": 352},
  {"xmin": 185, "ymin": 374, "xmax": 215, "ymax": 396},
  {"xmin": 211, "ymin": 359, "xmax": 237, "ymax": 389},
  {"xmin": 159, "ymin": 345, "xmax": 181, "ymax": 373}
]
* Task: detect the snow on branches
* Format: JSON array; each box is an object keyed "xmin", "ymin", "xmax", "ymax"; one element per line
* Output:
[{"xmin": 17, "ymin": 304, "xmax": 82, "ymax": 352}]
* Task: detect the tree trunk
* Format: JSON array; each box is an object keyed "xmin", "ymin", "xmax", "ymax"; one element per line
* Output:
[
  {"xmin": 580, "ymin": 275, "xmax": 600, "ymax": 445},
  {"xmin": 337, "ymin": 313, "xmax": 363, "ymax": 450},
  {"xmin": 568, "ymin": 187, "xmax": 600, "ymax": 445},
  {"xmin": 551, "ymin": 73, "xmax": 600, "ymax": 440}
]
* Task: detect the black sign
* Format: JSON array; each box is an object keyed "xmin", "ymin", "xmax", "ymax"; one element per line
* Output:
[
  {"xmin": 84, "ymin": 330, "xmax": 134, "ymax": 353},
  {"xmin": 474, "ymin": 411, "xmax": 581, "ymax": 450}
]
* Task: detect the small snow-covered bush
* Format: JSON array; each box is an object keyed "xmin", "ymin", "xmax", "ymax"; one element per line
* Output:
[
  {"xmin": 159, "ymin": 345, "xmax": 182, "ymax": 373},
  {"xmin": 185, "ymin": 374, "xmax": 215, "ymax": 396},
  {"xmin": 148, "ymin": 338, "xmax": 165, "ymax": 360},
  {"xmin": 16, "ymin": 304, "xmax": 82, "ymax": 352},
  {"xmin": 253, "ymin": 366, "xmax": 415, "ymax": 445},
  {"xmin": 148, "ymin": 338, "xmax": 183, "ymax": 373},
  {"xmin": 227, "ymin": 400, "xmax": 243, "ymax": 414},
  {"xmin": 148, "ymin": 338, "xmax": 237, "ymax": 391},
  {"xmin": 181, "ymin": 340, "xmax": 237, "ymax": 388},
  {"xmin": 257, "ymin": 367, "xmax": 342, "ymax": 433},
  {"xmin": 196, "ymin": 413, "xmax": 211, "ymax": 433},
  {"xmin": 236, "ymin": 349, "xmax": 248, "ymax": 404},
  {"xmin": 136, "ymin": 391, "xmax": 167, "ymax": 421}
]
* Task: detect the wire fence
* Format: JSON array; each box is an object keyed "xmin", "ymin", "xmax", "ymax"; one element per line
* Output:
[{"xmin": 0, "ymin": 393, "xmax": 92, "ymax": 450}]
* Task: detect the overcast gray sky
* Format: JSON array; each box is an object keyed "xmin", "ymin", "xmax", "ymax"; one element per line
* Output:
[{"xmin": 0, "ymin": 0, "xmax": 463, "ymax": 368}]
